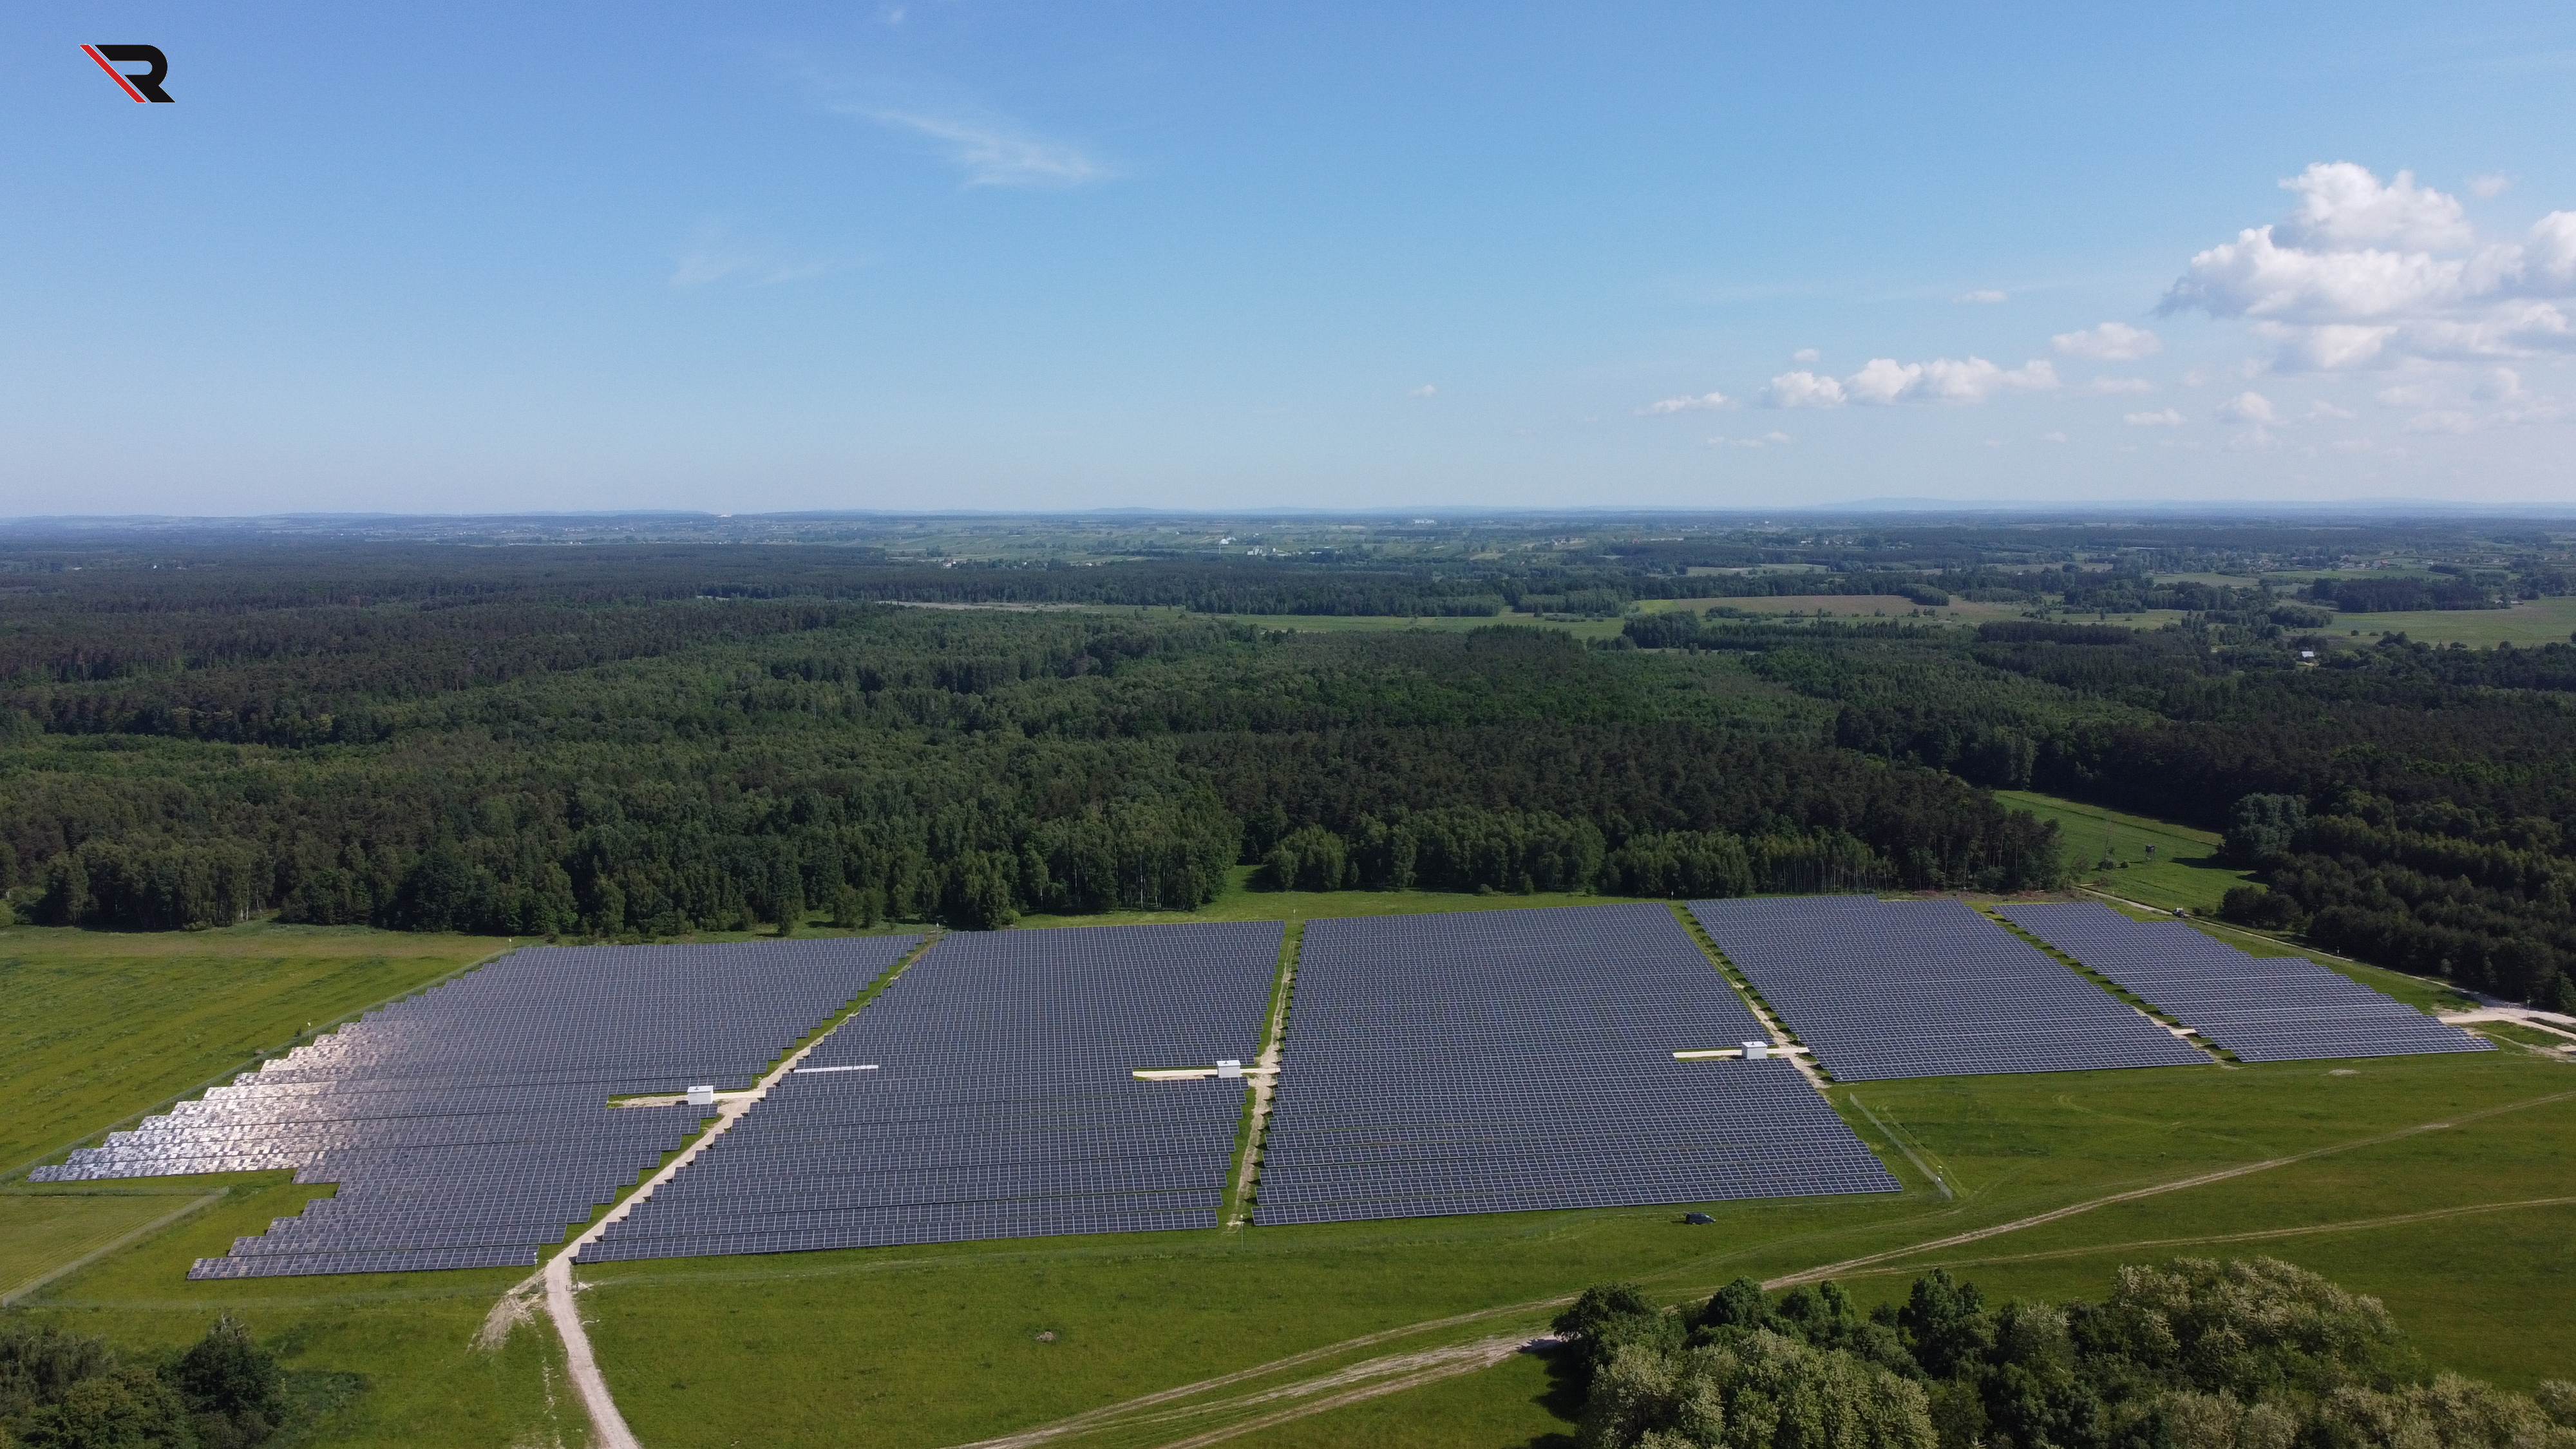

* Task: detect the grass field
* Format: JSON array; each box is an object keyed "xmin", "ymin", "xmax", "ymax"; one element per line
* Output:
[
  {"xmin": 3, "ymin": 873, "xmax": 2567, "ymax": 1448},
  {"xmin": 1996, "ymin": 788, "xmax": 2248, "ymax": 914},
  {"xmin": 2319, "ymin": 596, "xmax": 2576, "ymax": 648}
]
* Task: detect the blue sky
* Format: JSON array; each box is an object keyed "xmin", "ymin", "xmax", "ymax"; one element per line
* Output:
[{"xmin": 5, "ymin": 2, "xmax": 2573, "ymax": 513}]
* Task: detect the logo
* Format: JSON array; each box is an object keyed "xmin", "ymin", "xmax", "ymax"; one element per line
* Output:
[{"xmin": 83, "ymin": 44, "xmax": 173, "ymax": 103}]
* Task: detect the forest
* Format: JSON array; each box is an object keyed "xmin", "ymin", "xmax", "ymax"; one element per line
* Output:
[{"xmin": 1, "ymin": 514, "xmax": 2570, "ymax": 1008}]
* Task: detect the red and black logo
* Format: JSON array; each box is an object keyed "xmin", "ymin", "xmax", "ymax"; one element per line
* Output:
[{"xmin": 83, "ymin": 44, "xmax": 173, "ymax": 103}]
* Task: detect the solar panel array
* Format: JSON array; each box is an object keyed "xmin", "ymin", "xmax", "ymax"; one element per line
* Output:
[
  {"xmin": 1996, "ymin": 902, "xmax": 2492, "ymax": 1063},
  {"xmin": 32, "ymin": 936, "xmax": 918, "ymax": 1278},
  {"xmin": 1251, "ymin": 904, "xmax": 1897, "ymax": 1226},
  {"xmin": 582, "ymin": 921, "xmax": 1282, "ymax": 1260},
  {"xmin": 1688, "ymin": 896, "xmax": 2211, "ymax": 1081}
]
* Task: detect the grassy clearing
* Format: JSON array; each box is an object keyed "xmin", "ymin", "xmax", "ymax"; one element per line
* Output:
[
  {"xmin": 2322, "ymin": 596, "xmax": 2576, "ymax": 648},
  {"xmin": 1996, "ymin": 788, "xmax": 2247, "ymax": 914},
  {"xmin": 0, "ymin": 922, "xmax": 507, "ymax": 1179},
  {"xmin": 1016, "ymin": 867, "xmax": 1656, "ymax": 931}
]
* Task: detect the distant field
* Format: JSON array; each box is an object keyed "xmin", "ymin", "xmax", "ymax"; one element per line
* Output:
[
  {"xmin": 1636, "ymin": 594, "xmax": 2029, "ymax": 624},
  {"xmin": 2324, "ymin": 595, "xmax": 2576, "ymax": 647}
]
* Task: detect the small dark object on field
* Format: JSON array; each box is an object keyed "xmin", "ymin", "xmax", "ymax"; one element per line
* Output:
[{"xmin": 1683, "ymin": 1211, "xmax": 1715, "ymax": 1224}]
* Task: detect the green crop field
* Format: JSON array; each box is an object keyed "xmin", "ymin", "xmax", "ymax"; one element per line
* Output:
[
  {"xmin": 3, "ymin": 894, "xmax": 2566, "ymax": 1449},
  {"xmin": 2322, "ymin": 595, "xmax": 2576, "ymax": 647}
]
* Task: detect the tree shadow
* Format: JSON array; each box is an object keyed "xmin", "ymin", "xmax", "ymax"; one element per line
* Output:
[{"xmin": 1516, "ymin": 1342, "xmax": 1584, "ymax": 1449}]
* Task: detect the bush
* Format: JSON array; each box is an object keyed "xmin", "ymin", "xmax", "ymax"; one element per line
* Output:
[{"xmin": 2219, "ymin": 884, "xmax": 2302, "ymax": 930}]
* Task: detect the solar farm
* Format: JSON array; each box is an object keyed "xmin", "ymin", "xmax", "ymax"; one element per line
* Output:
[
  {"xmin": 1253, "ymin": 905, "xmax": 1897, "ymax": 1224},
  {"xmin": 584, "ymin": 920, "xmax": 1280, "ymax": 1260},
  {"xmin": 26, "ymin": 896, "xmax": 2506, "ymax": 1278},
  {"xmin": 1998, "ymin": 902, "xmax": 2493, "ymax": 1062},
  {"xmin": 1689, "ymin": 896, "xmax": 2213, "ymax": 1079},
  {"xmin": 31, "ymin": 936, "xmax": 920, "ymax": 1277}
]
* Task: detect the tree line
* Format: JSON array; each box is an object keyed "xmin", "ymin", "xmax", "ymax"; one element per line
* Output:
[{"xmin": 1556, "ymin": 1258, "xmax": 2576, "ymax": 1449}]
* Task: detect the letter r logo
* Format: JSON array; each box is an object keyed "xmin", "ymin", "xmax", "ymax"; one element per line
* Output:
[{"xmin": 84, "ymin": 44, "xmax": 173, "ymax": 103}]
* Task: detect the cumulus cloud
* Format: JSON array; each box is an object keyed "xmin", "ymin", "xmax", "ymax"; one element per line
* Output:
[
  {"xmin": 864, "ymin": 109, "xmax": 1106, "ymax": 186},
  {"xmin": 2052, "ymin": 322, "xmax": 2164, "ymax": 360},
  {"xmin": 1792, "ymin": 348, "xmax": 1821, "ymax": 363},
  {"xmin": 1765, "ymin": 357, "xmax": 2056, "ymax": 408},
  {"xmin": 2125, "ymin": 408, "xmax": 2186, "ymax": 426},
  {"xmin": 2468, "ymin": 173, "xmax": 2513, "ymax": 199},
  {"xmin": 1955, "ymin": 289, "xmax": 2009, "ymax": 304},
  {"xmin": 1409, "ymin": 384, "xmax": 1438, "ymax": 398},
  {"xmin": 1708, "ymin": 431, "xmax": 1794, "ymax": 449},
  {"xmin": 1761, "ymin": 371, "xmax": 1846, "ymax": 408},
  {"xmin": 2161, "ymin": 162, "xmax": 2576, "ymax": 370},
  {"xmin": 2217, "ymin": 391, "xmax": 2278, "ymax": 424},
  {"xmin": 1640, "ymin": 391, "xmax": 1732, "ymax": 415}
]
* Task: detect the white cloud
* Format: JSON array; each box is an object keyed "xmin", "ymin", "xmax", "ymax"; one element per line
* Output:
[
  {"xmin": 2041, "ymin": 431, "xmax": 2069, "ymax": 443},
  {"xmin": 1955, "ymin": 289, "xmax": 2009, "ymax": 304},
  {"xmin": 2275, "ymin": 162, "xmax": 2471, "ymax": 251},
  {"xmin": 2375, "ymin": 381, "xmax": 2436, "ymax": 408},
  {"xmin": 2052, "ymin": 322, "xmax": 2163, "ymax": 360},
  {"xmin": 1845, "ymin": 356, "xmax": 2059, "ymax": 404},
  {"xmin": 1640, "ymin": 391, "xmax": 1732, "ymax": 415},
  {"xmin": 2217, "ymin": 391, "xmax": 2278, "ymax": 424},
  {"xmin": 1791, "ymin": 348, "xmax": 1821, "ymax": 363},
  {"xmin": 2125, "ymin": 408, "xmax": 2186, "ymax": 427},
  {"xmin": 2405, "ymin": 410, "xmax": 2481, "ymax": 434},
  {"xmin": 2305, "ymin": 400, "xmax": 2357, "ymax": 420},
  {"xmin": 1761, "ymin": 371, "xmax": 1846, "ymax": 408},
  {"xmin": 1763, "ymin": 356, "xmax": 2056, "ymax": 408},
  {"xmin": 2474, "ymin": 366, "xmax": 2526, "ymax": 401},
  {"xmin": 1409, "ymin": 384, "xmax": 1438, "ymax": 398},
  {"xmin": 2078, "ymin": 376, "xmax": 2157, "ymax": 395},
  {"xmin": 2468, "ymin": 173, "xmax": 2513, "ymax": 199},
  {"xmin": 1708, "ymin": 431, "xmax": 1793, "ymax": 449},
  {"xmin": 2161, "ymin": 162, "xmax": 2576, "ymax": 370},
  {"xmin": 865, "ymin": 110, "xmax": 1106, "ymax": 187}
]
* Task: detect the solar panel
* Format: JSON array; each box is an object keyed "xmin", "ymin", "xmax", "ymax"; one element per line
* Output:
[
  {"xmin": 582, "ymin": 920, "xmax": 1282, "ymax": 1262},
  {"xmin": 1996, "ymin": 902, "xmax": 2492, "ymax": 1063},
  {"xmin": 1688, "ymin": 897, "xmax": 2212, "ymax": 1080},
  {"xmin": 30, "ymin": 936, "xmax": 922, "ymax": 1278},
  {"xmin": 1251, "ymin": 904, "xmax": 1898, "ymax": 1227}
]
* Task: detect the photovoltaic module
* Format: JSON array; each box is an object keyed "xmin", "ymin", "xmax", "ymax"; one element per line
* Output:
[
  {"xmin": 582, "ymin": 920, "xmax": 1282, "ymax": 1260},
  {"xmin": 1688, "ymin": 896, "xmax": 2211, "ymax": 1080},
  {"xmin": 1251, "ymin": 904, "xmax": 1898, "ymax": 1226},
  {"xmin": 33, "ymin": 936, "xmax": 920, "ymax": 1278},
  {"xmin": 1997, "ymin": 902, "xmax": 2490, "ymax": 1063}
]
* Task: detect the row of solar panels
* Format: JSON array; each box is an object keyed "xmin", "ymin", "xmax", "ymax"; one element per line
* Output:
[{"xmin": 39, "ymin": 898, "xmax": 2485, "ymax": 1276}]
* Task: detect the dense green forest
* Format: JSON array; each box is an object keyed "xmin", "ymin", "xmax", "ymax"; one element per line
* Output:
[
  {"xmin": 1553, "ymin": 1260, "xmax": 2576, "ymax": 1449},
  {"xmin": 3, "ymin": 515, "xmax": 2571, "ymax": 1009}
]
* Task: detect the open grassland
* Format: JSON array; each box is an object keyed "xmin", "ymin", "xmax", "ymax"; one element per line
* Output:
[
  {"xmin": 2325, "ymin": 595, "xmax": 2576, "ymax": 647},
  {"xmin": 0, "ymin": 923, "xmax": 507, "ymax": 1179},
  {"xmin": 1996, "ymin": 788, "xmax": 2248, "ymax": 914}
]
